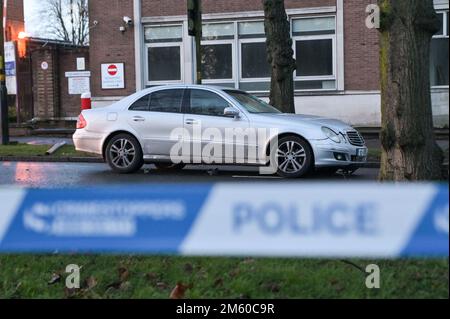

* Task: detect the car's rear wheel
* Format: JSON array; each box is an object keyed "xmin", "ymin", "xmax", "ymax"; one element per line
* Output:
[
  {"xmin": 106, "ymin": 134, "xmax": 144, "ymax": 174},
  {"xmin": 270, "ymin": 136, "xmax": 313, "ymax": 178},
  {"xmin": 154, "ymin": 163, "xmax": 186, "ymax": 170}
]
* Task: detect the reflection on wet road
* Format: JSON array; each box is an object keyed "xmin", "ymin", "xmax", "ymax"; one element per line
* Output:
[{"xmin": 0, "ymin": 162, "xmax": 379, "ymax": 188}]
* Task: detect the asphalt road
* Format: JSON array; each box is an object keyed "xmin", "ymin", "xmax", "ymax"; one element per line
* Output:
[{"xmin": 0, "ymin": 162, "xmax": 379, "ymax": 188}]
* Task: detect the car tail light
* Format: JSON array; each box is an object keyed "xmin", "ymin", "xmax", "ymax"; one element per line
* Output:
[{"xmin": 76, "ymin": 114, "xmax": 87, "ymax": 129}]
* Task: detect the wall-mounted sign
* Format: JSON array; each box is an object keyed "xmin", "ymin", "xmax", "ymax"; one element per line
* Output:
[
  {"xmin": 66, "ymin": 71, "xmax": 91, "ymax": 95},
  {"xmin": 77, "ymin": 57, "xmax": 86, "ymax": 71},
  {"xmin": 68, "ymin": 77, "xmax": 91, "ymax": 95},
  {"xmin": 65, "ymin": 71, "xmax": 91, "ymax": 78},
  {"xmin": 101, "ymin": 63, "xmax": 125, "ymax": 89},
  {"xmin": 41, "ymin": 61, "xmax": 49, "ymax": 70}
]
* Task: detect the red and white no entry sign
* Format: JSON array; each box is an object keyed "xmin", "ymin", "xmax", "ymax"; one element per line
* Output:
[{"xmin": 107, "ymin": 64, "xmax": 118, "ymax": 76}]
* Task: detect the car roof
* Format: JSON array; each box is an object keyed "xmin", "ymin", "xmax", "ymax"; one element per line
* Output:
[{"xmin": 143, "ymin": 84, "xmax": 245, "ymax": 94}]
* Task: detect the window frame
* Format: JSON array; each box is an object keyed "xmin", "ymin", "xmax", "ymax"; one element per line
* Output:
[
  {"xmin": 237, "ymin": 20, "xmax": 271, "ymax": 89},
  {"xmin": 431, "ymin": 10, "xmax": 449, "ymax": 89},
  {"xmin": 144, "ymin": 24, "xmax": 184, "ymax": 86},
  {"xmin": 201, "ymin": 21, "xmax": 236, "ymax": 85},
  {"xmin": 238, "ymin": 38, "xmax": 271, "ymax": 88},
  {"xmin": 291, "ymin": 15, "xmax": 337, "ymax": 92},
  {"xmin": 201, "ymin": 39, "xmax": 236, "ymax": 83}
]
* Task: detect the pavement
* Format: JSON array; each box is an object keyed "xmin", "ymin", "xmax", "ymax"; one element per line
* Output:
[{"xmin": 0, "ymin": 162, "xmax": 380, "ymax": 188}]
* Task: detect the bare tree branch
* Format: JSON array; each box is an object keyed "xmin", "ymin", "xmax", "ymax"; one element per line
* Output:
[{"xmin": 39, "ymin": 0, "xmax": 89, "ymax": 45}]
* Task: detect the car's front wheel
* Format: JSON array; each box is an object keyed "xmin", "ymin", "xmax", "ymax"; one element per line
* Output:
[
  {"xmin": 106, "ymin": 134, "xmax": 144, "ymax": 174},
  {"xmin": 270, "ymin": 136, "xmax": 313, "ymax": 178}
]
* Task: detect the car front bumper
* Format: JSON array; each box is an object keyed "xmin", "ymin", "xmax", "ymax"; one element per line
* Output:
[{"xmin": 311, "ymin": 139, "xmax": 368, "ymax": 169}]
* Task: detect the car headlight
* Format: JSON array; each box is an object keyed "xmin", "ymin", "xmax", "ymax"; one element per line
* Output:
[{"xmin": 322, "ymin": 127, "xmax": 341, "ymax": 143}]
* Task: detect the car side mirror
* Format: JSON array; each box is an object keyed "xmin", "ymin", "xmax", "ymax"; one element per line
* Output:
[{"xmin": 224, "ymin": 107, "xmax": 240, "ymax": 118}]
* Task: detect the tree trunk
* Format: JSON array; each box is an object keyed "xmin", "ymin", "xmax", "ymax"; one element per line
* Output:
[
  {"xmin": 378, "ymin": 0, "xmax": 444, "ymax": 181},
  {"xmin": 263, "ymin": 0, "xmax": 296, "ymax": 113}
]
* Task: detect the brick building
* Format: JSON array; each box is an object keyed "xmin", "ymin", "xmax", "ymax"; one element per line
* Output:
[
  {"xmin": 89, "ymin": 0, "xmax": 449, "ymax": 127},
  {"xmin": 4, "ymin": 0, "xmax": 24, "ymax": 41}
]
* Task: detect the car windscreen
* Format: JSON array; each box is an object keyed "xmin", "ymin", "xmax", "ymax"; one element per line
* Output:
[{"xmin": 225, "ymin": 90, "xmax": 282, "ymax": 114}]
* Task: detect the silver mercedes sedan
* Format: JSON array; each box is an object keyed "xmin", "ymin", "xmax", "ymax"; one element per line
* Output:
[{"xmin": 73, "ymin": 85, "xmax": 367, "ymax": 178}]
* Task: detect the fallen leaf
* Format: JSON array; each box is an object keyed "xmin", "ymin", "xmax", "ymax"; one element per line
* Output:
[
  {"xmin": 64, "ymin": 287, "xmax": 79, "ymax": 299},
  {"xmin": 230, "ymin": 269, "xmax": 240, "ymax": 278},
  {"xmin": 84, "ymin": 276, "xmax": 98, "ymax": 290},
  {"xmin": 119, "ymin": 281, "xmax": 131, "ymax": 291},
  {"xmin": 48, "ymin": 273, "xmax": 61, "ymax": 285},
  {"xmin": 213, "ymin": 278, "xmax": 224, "ymax": 288},
  {"xmin": 170, "ymin": 282, "xmax": 192, "ymax": 299},
  {"xmin": 118, "ymin": 267, "xmax": 130, "ymax": 282},
  {"xmin": 263, "ymin": 283, "xmax": 281, "ymax": 293}
]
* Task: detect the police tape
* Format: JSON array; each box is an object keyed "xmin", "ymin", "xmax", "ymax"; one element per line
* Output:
[{"xmin": 0, "ymin": 183, "xmax": 448, "ymax": 258}]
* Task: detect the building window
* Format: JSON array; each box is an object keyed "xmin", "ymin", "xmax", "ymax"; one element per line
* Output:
[
  {"xmin": 202, "ymin": 44, "xmax": 233, "ymax": 80},
  {"xmin": 238, "ymin": 21, "xmax": 271, "ymax": 91},
  {"xmin": 201, "ymin": 23, "xmax": 235, "ymax": 84},
  {"xmin": 292, "ymin": 16, "xmax": 336, "ymax": 91},
  {"xmin": 145, "ymin": 25, "xmax": 183, "ymax": 84},
  {"xmin": 430, "ymin": 11, "xmax": 449, "ymax": 87}
]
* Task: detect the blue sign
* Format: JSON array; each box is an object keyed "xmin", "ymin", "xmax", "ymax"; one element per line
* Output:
[{"xmin": 0, "ymin": 183, "xmax": 448, "ymax": 258}]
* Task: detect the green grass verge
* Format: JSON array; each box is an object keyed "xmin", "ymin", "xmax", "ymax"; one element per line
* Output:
[
  {"xmin": 0, "ymin": 144, "xmax": 96, "ymax": 158},
  {"xmin": 0, "ymin": 256, "xmax": 447, "ymax": 299}
]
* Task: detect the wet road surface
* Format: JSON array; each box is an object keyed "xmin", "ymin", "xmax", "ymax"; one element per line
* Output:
[{"xmin": 0, "ymin": 162, "xmax": 379, "ymax": 188}]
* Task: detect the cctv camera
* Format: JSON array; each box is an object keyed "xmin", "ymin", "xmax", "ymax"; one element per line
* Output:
[{"xmin": 123, "ymin": 16, "xmax": 133, "ymax": 26}]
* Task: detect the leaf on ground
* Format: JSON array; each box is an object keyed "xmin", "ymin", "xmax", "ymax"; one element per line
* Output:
[
  {"xmin": 118, "ymin": 267, "xmax": 130, "ymax": 282},
  {"xmin": 119, "ymin": 281, "xmax": 131, "ymax": 291},
  {"xmin": 263, "ymin": 282, "xmax": 281, "ymax": 293},
  {"xmin": 83, "ymin": 276, "xmax": 98, "ymax": 290},
  {"xmin": 169, "ymin": 282, "xmax": 192, "ymax": 299},
  {"xmin": 229, "ymin": 269, "xmax": 240, "ymax": 278},
  {"xmin": 48, "ymin": 273, "xmax": 62, "ymax": 285},
  {"xmin": 64, "ymin": 287, "xmax": 79, "ymax": 299},
  {"xmin": 213, "ymin": 278, "xmax": 224, "ymax": 288}
]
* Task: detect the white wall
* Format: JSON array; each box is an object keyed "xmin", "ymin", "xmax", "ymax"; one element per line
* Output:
[{"xmin": 93, "ymin": 90, "xmax": 448, "ymax": 128}]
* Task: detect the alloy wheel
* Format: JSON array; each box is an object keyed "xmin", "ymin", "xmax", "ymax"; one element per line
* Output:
[
  {"xmin": 275, "ymin": 141, "xmax": 307, "ymax": 174},
  {"xmin": 109, "ymin": 138, "xmax": 136, "ymax": 169}
]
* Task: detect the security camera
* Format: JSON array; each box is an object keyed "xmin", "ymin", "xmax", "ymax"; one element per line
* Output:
[{"xmin": 123, "ymin": 16, "xmax": 133, "ymax": 26}]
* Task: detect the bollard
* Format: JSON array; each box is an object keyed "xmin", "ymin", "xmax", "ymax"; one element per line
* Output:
[{"xmin": 81, "ymin": 92, "xmax": 92, "ymax": 110}]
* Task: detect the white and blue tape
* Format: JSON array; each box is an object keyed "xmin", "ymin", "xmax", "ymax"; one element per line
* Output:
[{"xmin": 0, "ymin": 183, "xmax": 448, "ymax": 258}]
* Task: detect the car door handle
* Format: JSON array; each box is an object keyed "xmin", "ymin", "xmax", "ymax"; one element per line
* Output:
[
  {"xmin": 132, "ymin": 116, "xmax": 145, "ymax": 122},
  {"xmin": 185, "ymin": 119, "xmax": 198, "ymax": 125}
]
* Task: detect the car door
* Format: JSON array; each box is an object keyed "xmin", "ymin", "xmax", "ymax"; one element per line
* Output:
[
  {"xmin": 184, "ymin": 89, "xmax": 250, "ymax": 164},
  {"xmin": 127, "ymin": 88, "xmax": 185, "ymax": 156}
]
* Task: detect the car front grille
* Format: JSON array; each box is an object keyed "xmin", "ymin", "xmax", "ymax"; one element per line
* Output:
[{"xmin": 346, "ymin": 131, "xmax": 365, "ymax": 146}]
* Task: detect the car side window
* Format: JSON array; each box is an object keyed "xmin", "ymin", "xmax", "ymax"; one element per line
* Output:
[
  {"xmin": 129, "ymin": 95, "xmax": 150, "ymax": 111},
  {"xmin": 189, "ymin": 89, "xmax": 231, "ymax": 117},
  {"xmin": 149, "ymin": 89, "xmax": 184, "ymax": 113}
]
